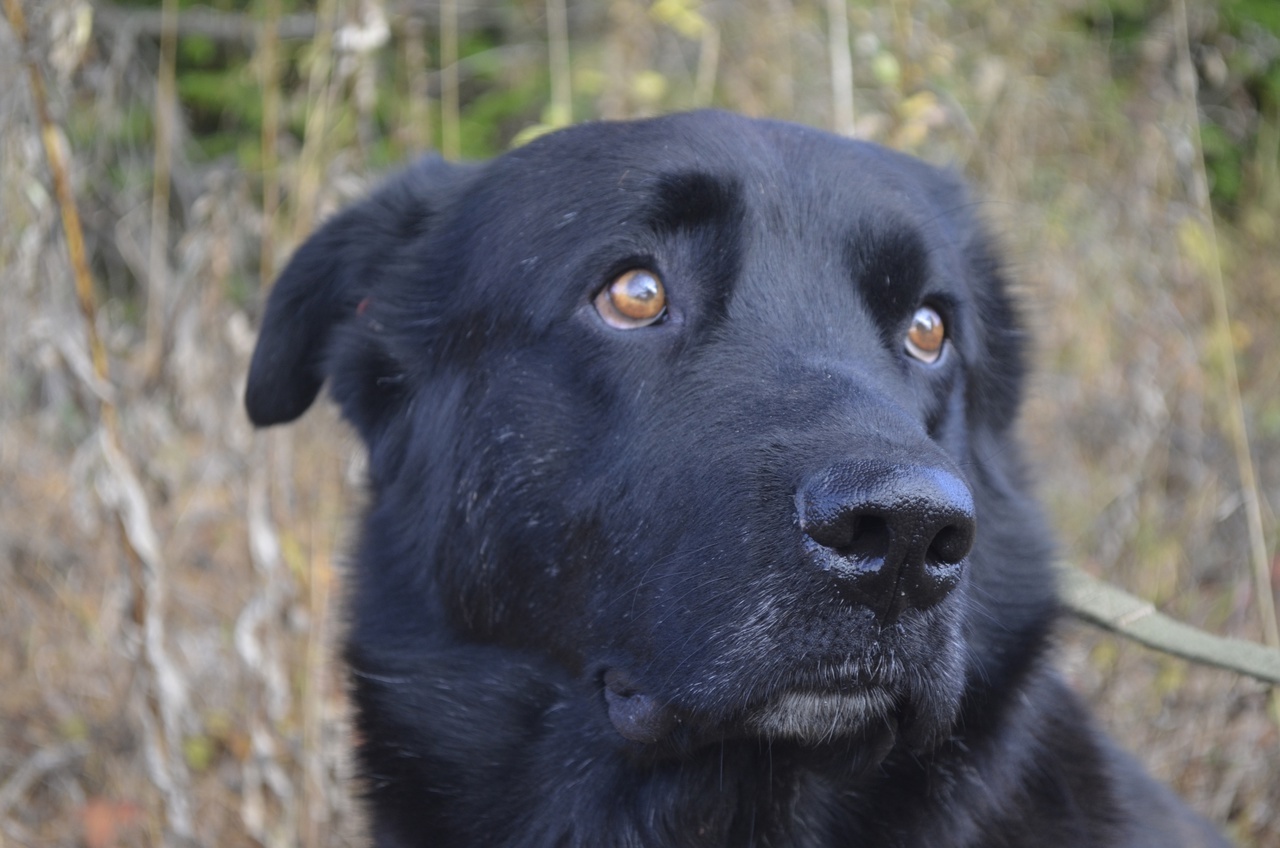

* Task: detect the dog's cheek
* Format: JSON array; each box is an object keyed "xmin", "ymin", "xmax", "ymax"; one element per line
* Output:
[
  {"xmin": 326, "ymin": 327, "xmax": 411, "ymax": 451},
  {"xmin": 436, "ymin": 419, "xmax": 603, "ymax": 659}
]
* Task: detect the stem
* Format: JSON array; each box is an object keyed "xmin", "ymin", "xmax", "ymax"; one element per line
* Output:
[
  {"xmin": 440, "ymin": 0, "xmax": 460, "ymax": 159},
  {"xmin": 144, "ymin": 0, "xmax": 178, "ymax": 381}
]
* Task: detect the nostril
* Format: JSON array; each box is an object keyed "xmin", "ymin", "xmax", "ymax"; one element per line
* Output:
[
  {"xmin": 803, "ymin": 512, "xmax": 892, "ymax": 564},
  {"xmin": 927, "ymin": 522, "xmax": 973, "ymax": 567},
  {"xmin": 841, "ymin": 515, "xmax": 891, "ymax": 563}
]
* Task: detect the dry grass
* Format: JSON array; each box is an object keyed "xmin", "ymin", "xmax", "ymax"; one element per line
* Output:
[{"xmin": 1, "ymin": 0, "xmax": 1277, "ymax": 845}]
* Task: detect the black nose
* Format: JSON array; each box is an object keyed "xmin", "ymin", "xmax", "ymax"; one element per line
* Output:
[{"xmin": 796, "ymin": 460, "xmax": 975, "ymax": 623}]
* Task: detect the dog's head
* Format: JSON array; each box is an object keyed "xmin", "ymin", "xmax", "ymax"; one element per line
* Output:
[{"xmin": 247, "ymin": 111, "xmax": 1053, "ymax": 764}]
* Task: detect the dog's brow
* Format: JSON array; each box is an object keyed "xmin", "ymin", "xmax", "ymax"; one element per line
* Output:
[
  {"xmin": 844, "ymin": 219, "xmax": 930, "ymax": 327},
  {"xmin": 645, "ymin": 171, "xmax": 745, "ymax": 236},
  {"xmin": 638, "ymin": 171, "xmax": 746, "ymax": 330}
]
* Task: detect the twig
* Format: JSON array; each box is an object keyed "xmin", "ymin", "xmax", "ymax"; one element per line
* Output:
[
  {"xmin": 399, "ymin": 8, "xmax": 433, "ymax": 153},
  {"xmin": 825, "ymin": 0, "xmax": 854, "ymax": 136},
  {"xmin": 5, "ymin": 0, "xmax": 109, "ymax": 410},
  {"xmin": 1171, "ymin": 0, "xmax": 1280, "ymax": 658},
  {"xmin": 1059, "ymin": 565, "xmax": 1280, "ymax": 686},
  {"xmin": 693, "ymin": 18, "xmax": 719, "ymax": 109},
  {"xmin": 0, "ymin": 743, "xmax": 88, "ymax": 820},
  {"xmin": 291, "ymin": 0, "xmax": 339, "ymax": 242},
  {"xmin": 92, "ymin": 1, "xmax": 511, "ymax": 44},
  {"xmin": 259, "ymin": 0, "xmax": 283, "ymax": 287},
  {"xmin": 546, "ymin": 0, "xmax": 571, "ymax": 126},
  {"xmin": 94, "ymin": 1, "xmax": 320, "ymax": 42},
  {"xmin": 440, "ymin": 0, "xmax": 460, "ymax": 159},
  {"xmin": 3, "ymin": 0, "xmax": 192, "ymax": 837},
  {"xmin": 301, "ymin": 512, "xmax": 335, "ymax": 848},
  {"xmin": 235, "ymin": 453, "xmax": 298, "ymax": 845},
  {"xmin": 143, "ymin": 0, "xmax": 178, "ymax": 381},
  {"xmin": 98, "ymin": 433, "xmax": 194, "ymax": 839}
]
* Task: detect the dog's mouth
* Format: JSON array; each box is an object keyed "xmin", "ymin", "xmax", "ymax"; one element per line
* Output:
[
  {"xmin": 601, "ymin": 663, "xmax": 936, "ymax": 765},
  {"xmin": 602, "ymin": 667, "xmax": 682, "ymax": 744}
]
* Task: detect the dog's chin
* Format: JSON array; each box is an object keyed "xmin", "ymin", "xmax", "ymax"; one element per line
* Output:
[{"xmin": 746, "ymin": 689, "xmax": 896, "ymax": 746}]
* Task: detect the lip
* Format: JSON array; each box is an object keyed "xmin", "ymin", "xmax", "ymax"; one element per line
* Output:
[{"xmin": 602, "ymin": 660, "xmax": 903, "ymax": 748}]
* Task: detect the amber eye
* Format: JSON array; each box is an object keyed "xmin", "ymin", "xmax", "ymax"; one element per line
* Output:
[
  {"xmin": 905, "ymin": 306, "xmax": 945, "ymax": 364},
  {"xmin": 594, "ymin": 269, "xmax": 667, "ymax": 329}
]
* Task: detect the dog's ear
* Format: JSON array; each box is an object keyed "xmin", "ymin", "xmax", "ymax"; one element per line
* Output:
[{"xmin": 245, "ymin": 155, "xmax": 467, "ymax": 427}]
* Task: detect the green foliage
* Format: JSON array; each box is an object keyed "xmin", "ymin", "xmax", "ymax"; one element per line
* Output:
[
  {"xmin": 1075, "ymin": 0, "xmax": 1156, "ymax": 46},
  {"xmin": 1222, "ymin": 0, "xmax": 1280, "ymax": 36},
  {"xmin": 1074, "ymin": 0, "xmax": 1280, "ymax": 217},
  {"xmin": 1201, "ymin": 121, "xmax": 1244, "ymax": 207}
]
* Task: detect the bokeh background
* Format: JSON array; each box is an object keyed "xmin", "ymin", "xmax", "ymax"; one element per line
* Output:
[{"xmin": 2, "ymin": 0, "xmax": 1278, "ymax": 845}]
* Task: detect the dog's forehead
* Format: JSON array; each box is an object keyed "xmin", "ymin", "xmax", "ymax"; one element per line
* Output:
[{"xmin": 481, "ymin": 112, "xmax": 941, "ymax": 226}]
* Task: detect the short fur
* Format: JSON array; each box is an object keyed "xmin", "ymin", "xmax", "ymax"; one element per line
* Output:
[{"xmin": 246, "ymin": 111, "xmax": 1227, "ymax": 847}]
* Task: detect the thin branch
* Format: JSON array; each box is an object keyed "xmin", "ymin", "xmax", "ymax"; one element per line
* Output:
[
  {"xmin": 6, "ymin": 0, "xmax": 109, "ymax": 408},
  {"xmin": 259, "ymin": 0, "xmax": 283, "ymax": 286},
  {"xmin": 143, "ymin": 0, "xmax": 178, "ymax": 381},
  {"xmin": 400, "ymin": 8, "xmax": 433, "ymax": 154},
  {"xmin": 825, "ymin": 0, "xmax": 854, "ymax": 136},
  {"xmin": 92, "ymin": 0, "xmax": 511, "ymax": 43},
  {"xmin": 3, "ymin": 0, "xmax": 192, "ymax": 836},
  {"xmin": 693, "ymin": 17, "xmax": 719, "ymax": 109},
  {"xmin": 0, "ymin": 743, "xmax": 87, "ymax": 819},
  {"xmin": 94, "ymin": 1, "xmax": 320, "ymax": 42},
  {"xmin": 291, "ymin": 0, "xmax": 339, "ymax": 241},
  {"xmin": 440, "ymin": 0, "xmax": 460, "ymax": 159},
  {"xmin": 546, "ymin": 0, "xmax": 571, "ymax": 125},
  {"xmin": 1059, "ymin": 565, "xmax": 1280, "ymax": 686},
  {"xmin": 1172, "ymin": 0, "xmax": 1279, "ymax": 655}
]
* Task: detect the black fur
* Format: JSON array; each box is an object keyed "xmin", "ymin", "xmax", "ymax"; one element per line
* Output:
[{"xmin": 246, "ymin": 111, "xmax": 1227, "ymax": 847}]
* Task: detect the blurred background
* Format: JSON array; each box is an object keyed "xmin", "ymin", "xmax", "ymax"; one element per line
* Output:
[{"xmin": 1, "ymin": 0, "xmax": 1278, "ymax": 845}]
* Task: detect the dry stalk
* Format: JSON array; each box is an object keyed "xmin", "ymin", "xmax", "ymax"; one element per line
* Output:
[
  {"xmin": 235, "ymin": 452, "xmax": 299, "ymax": 846},
  {"xmin": 546, "ymin": 0, "xmax": 571, "ymax": 125},
  {"xmin": 440, "ymin": 0, "xmax": 460, "ymax": 159},
  {"xmin": 693, "ymin": 18, "xmax": 719, "ymax": 109},
  {"xmin": 3, "ymin": 0, "xmax": 194, "ymax": 837},
  {"xmin": 247, "ymin": 14, "xmax": 299, "ymax": 826},
  {"xmin": 1171, "ymin": 1, "xmax": 1280, "ymax": 653},
  {"xmin": 260, "ymin": 0, "xmax": 283, "ymax": 287},
  {"xmin": 302, "ymin": 514, "xmax": 336, "ymax": 848},
  {"xmin": 143, "ymin": 0, "xmax": 178, "ymax": 382},
  {"xmin": 401, "ymin": 7, "xmax": 433, "ymax": 153},
  {"xmin": 1060, "ymin": 565, "xmax": 1280, "ymax": 685},
  {"xmin": 825, "ymin": 0, "xmax": 854, "ymax": 135},
  {"xmin": 0, "ymin": 743, "xmax": 88, "ymax": 821},
  {"xmin": 98, "ymin": 433, "xmax": 194, "ymax": 840},
  {"xmin": 292, "ymin": 0, "xmax": 340, "ymax": 241},
  {"xmin": 1171, "ymin": 0, "xmax": 1279, "ymax": 727},
  {"xmin": 4, "ymin": 0, "xmax": 108, "ymax": 405}
]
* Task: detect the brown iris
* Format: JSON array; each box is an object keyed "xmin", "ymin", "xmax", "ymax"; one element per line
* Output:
[
  {"xmin": 594, "ymin": 269, "xmax": 667, "ymax": 329},
  {"xmin": 905, "ymin": 305, "xmax": 945, "ymax": 364}
]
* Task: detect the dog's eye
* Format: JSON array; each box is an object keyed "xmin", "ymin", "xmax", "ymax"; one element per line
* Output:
[
  {"xmin": 905, "ymin": 306, "xmax": 945, "ymax": 364},
  {"xmin": 595, "ymin": 270, "xmax": 667, "ymax": 329}
]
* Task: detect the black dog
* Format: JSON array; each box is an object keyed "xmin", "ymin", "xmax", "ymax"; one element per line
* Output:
[{"xmin": 246, "ymin": 111, "xmax": 1226, "ymax": 847}]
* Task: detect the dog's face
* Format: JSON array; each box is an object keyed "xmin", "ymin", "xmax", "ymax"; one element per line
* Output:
[{"xmin": 247, "ymin": 111, "xmax": 1048, "ymax": 766}]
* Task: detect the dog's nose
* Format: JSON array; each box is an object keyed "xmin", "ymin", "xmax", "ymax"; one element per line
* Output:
[{"xmin": 797, "ymin": 460, "xmax": 975, "ymax": 623}]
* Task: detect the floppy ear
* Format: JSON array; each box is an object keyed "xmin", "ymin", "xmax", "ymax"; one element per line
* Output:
[{"xmin": 245, "ymin": 155, "xmax": 466, "ymax": 427}]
